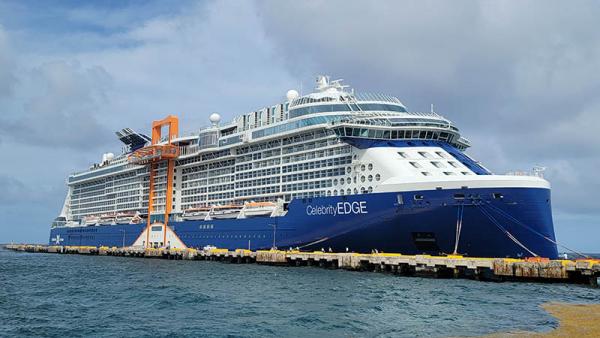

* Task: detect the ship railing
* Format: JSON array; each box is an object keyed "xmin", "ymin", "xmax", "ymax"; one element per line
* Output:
[{"xmin": 505, "ymin": 166, "xmax": 546, "ymax": 179}]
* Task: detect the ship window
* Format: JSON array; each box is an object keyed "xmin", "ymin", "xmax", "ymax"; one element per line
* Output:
[
  {"xmin": 443, "ymin": 172, "xmax": 456, "ymax": 176},
  {"xmin": 368, "ymin": 163, "xmax": 373, "ymax": 170},
  {"xmin": 361, "ymin": 164, "xmax": 366, "ymax": 172},
  {"xmin": 340, "ymin": 178, "xmax": 345, "ymax": 185},
  {"xmin": 347, "ymin": 189, "xmax": 351, "ymax": 195},
  {"xmin": 353, "ymin": 188, "xmax": 358, "ymax": 194},
  {"xmin": 368, "ymin": 175, "xmax": 373, "ymax": 182},
  {"xmin": 397, "ymin": 194, "xmax": 404, "ymax": 205},
  {"xmin": 398, "ymin": 152, "xmax": 408, "ymax": 158},
  {"xmin": 493, "ymin": 193, "xmax": 503, "ymax": 199},
  {"xmin": 333, "ymin": 190, "xmax": 338, "ymax": 195},
  {"xmin": 421, "ymin": 172, "xmax": 431, "ymax": 176},
  {"xmin": 361, "ymin": 176, "xmax": 366, "ymax": 183},
  {"xmin": 454, "ymin": 194, "xmax": 465, "ymax": 200},
  {"xmin": 431, "ymin": 161, "xmax": 445, "ymax": 168},
  {"xmin": 375, "ymin": 174, "xmax": 381, "ymax": 181},
  {"xmin": 352, "ymin": 128, "xmax": 360, "ymax": 137},
  {"xmin": 414, "ymin": 194, "xmax": 424, "ymax": 201},
  {"xmin": 418, "ymin": 151, "xmax": 433, "ymax": 159},
  {"xmin": 410, "ymin": 162, "xmax": 422, "ymax": 168},
  {"xmin": 347, "ymin": 167, "xmax": 352, "ymax": 174},
  {"xmin": 368, "ymin": 186, "xmax": 373, "ymax": 193},
  {"xmin": 368, "ymin": 129, "xmax": 376, "ymax": 138},
  {"xmin": 462, "ymin": 172, "xmax": 472, "ymax": 175},
  {"xmin": 333, "ymin": 179, "xmax": 338, "ymax": 185},
  {"xmin": 448, "ymin": 161, "xmax": 460, "ymax": 168}
]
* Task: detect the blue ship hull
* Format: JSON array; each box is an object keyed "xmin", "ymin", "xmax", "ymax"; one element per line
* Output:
[{"xmin": 49, "ymin": 187, "xmax": 558, "ymax": 259}]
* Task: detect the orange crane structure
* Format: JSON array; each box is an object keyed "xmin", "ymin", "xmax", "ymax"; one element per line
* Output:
[{"xmin": 128, "ymin": 115, "xmax": 179, "ymax": 248}]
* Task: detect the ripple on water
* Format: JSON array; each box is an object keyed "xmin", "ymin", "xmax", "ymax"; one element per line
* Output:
[{"xmin": 1, "ymin": 248, "xmax": 598, "ymax": 337}]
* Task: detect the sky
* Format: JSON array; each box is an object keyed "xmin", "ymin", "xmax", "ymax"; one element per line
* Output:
[{"xmin": 0, "ymin": 0, "xmax": 598, "ymax": 252}]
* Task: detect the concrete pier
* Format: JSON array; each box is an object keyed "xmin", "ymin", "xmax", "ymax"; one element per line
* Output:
[{"xmin": 4, "ymin": 244, "xmax": 599, "ymax": 286}]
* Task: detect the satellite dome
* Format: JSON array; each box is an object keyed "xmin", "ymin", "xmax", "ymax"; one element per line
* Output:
[
  {"xmin": 286, "ymin": 89, "xmax": 299, "ymax": 101},
  {"xmin": 209, "ymin": 113, "xmax": 221, "ymax": 125}
]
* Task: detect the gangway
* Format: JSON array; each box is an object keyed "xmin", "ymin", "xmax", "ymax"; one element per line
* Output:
[{"xmin": 128, "ymin": 115, "xmax": 179, "ymax": 248}]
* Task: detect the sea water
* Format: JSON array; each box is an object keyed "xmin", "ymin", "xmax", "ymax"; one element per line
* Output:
[{"xmin": 1, "ymin": 248, "xmax": 598, "ymax": 337}]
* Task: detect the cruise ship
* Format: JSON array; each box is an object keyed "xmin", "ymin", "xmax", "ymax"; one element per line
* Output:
[{"xmin": 49, "ymin": 76, "xmax": 558, "ymax": 258}]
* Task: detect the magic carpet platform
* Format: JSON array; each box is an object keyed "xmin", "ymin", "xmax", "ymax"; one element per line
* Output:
[{"xmin": 5, "ymin": 244, "xmax": 599, "ymax": 287}]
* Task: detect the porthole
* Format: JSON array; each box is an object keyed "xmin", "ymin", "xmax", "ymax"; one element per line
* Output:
[
  {"xmin": 368, "ymin": 186, "xmax": 373, "ymax": 193},
  {"xmin": 360, "ymin": 187, "xmax": 366, "ymax": 193},
  {"xmin": 346, "ymin": 167, "xmax": 352, "ymax": 174},
  {"xmin": 368, "ymin": 163, "xmax": 373, "ymax": 171},
  {"xmin": 368, "ymin": 175, "xmax": 373, "ymax": 182},
  {"xmin": 361, "ymin": 164, "xmax": 366, "ymax": 172},
  {"xmin": 353, "ymin": 177, "xmax": 357, "ymax": 184},
  {"xmin": 354, "ymin": 188, "xmax": 358, "ymax": 194},
  {"xmin": 347, "ymin": 189, "xmax": 351, "ymax": 195},
  {"xmin": 361, "ymin": 176, "xmax": 366, "ymax": 183},
  {"xmin": 375, "ymin": 174, "xmax": 381, "ymax": 181},
  {"xmin": 333, "ymin": 190, "xmax": 338, "ymax": 195},
  {"xmin": 333, "ymin": 179, "xmax": 338, "ymax": 185},
  {"xmin": 340, "ymin": 189, "xmax": 344, "ymax": 196},
  {"xmin": 340, "ymin": 178, "xmax": 345, "ymax": 185}
]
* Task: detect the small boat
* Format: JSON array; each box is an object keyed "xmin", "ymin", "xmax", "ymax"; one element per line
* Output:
[
  {"xmin": 243, "ymin": 201, "xmax": 277, "ymax": 217},
  {"xmin": 115, "ymin": 212, "xmax": 139, "ymax": 224},
  {"xmin": 84, "ymin": 215, "xmax": 100, "ymax": 226},
  {"xmin": 182, "ymin": 207, "xmax": 212, "ymax": 221},
  {"xmin": 210, "ymin": 205, "xmax": 243, "ymax": 219},
  {"xmin": 98, "ymin": 214, "xmax": 116, "ymax": 225}
]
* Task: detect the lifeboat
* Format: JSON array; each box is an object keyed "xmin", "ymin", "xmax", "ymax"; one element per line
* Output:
[
  {"xmin": 115, "ymin": 212, "xmax": 140, "ymax": 224},
  {"xmin": 84, "ymin": 215, "xmax": 100, "ymax": 226},
  {"xmin": 210, "ymin": 204, "xmax": 243, "ymax": 219},
  {"xmin": 243, "ymin": 201, "xmax": 277, "ymax": 217},
  {"xmin": 98, "ymin": 214, "xmax": 116, "ymax": 225},
  {"xmin": 182, "ymin": 207, "xmax": 212, "ymax": 221}
]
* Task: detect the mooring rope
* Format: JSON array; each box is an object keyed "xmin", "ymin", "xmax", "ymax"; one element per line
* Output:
[
  {"xmin": 482, "ymin": 202, "xmax": 589, "ymax": 259},
  {"xmin": 453, "ymin": 204, "xmax": 465, "ymax": 255},
  {"xmin": 475, "ymin": 204, "xmax": 539, "ymax": 257}
]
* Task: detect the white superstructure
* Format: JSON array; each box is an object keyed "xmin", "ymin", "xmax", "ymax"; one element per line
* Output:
[{"xmin": 59, "ymin": 75, "xmax": 544, "ymax": 227}]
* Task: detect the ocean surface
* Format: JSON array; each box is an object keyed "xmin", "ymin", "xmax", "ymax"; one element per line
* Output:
[{"xmin": 1, "ymin": 248, "xmax": 598, "ymax": 338}]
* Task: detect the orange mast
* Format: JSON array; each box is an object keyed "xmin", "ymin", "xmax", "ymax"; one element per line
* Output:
[{"xmin": 129, "ymin": 115, "xmax": 179, "ymax": 248}]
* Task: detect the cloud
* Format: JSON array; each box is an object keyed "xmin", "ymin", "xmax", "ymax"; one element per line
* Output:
[
  {"xmin": 0, "ymin": 60, "xmax": 113, "ymax": 150},
  {"xmin": 0, "ymin": 25, "xmax": 16, "ymax": 99},
  {"xmin": 256, "ymin": 0, "xmax": 600, "ymax": 218}
]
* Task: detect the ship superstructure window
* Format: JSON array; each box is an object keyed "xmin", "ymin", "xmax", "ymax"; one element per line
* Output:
[
  {"xmin": 410, "ymin": 162, "xmax": 422, "ymax": 168},
  {"xmin": 375, "ymin": 174, "xmax": 381, "ymax": 181},
  {"xmin": 431, "ymin": 161, "xmax": 445, "ymax": 168},
  {"xmin": 398, "ymin": 152, "xmax": 408, "ymax": 158},
  {"xmin": 421, "ymin": 172, "xmax": 431, "ymax": 176},
  {"xmin": 443, "ymin": 172, "xmax": 457, "ymax": 176},
  {"xmin": 448, "ymin": 161, "xmax": 460, "ymax": 168},
  {"xmin": 418, "ymin": 151, "xmax": 433, "ymax": 159},
  {"xmin": 414, "ymin": 194, "xmax": 424, "ymax": 200}
]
